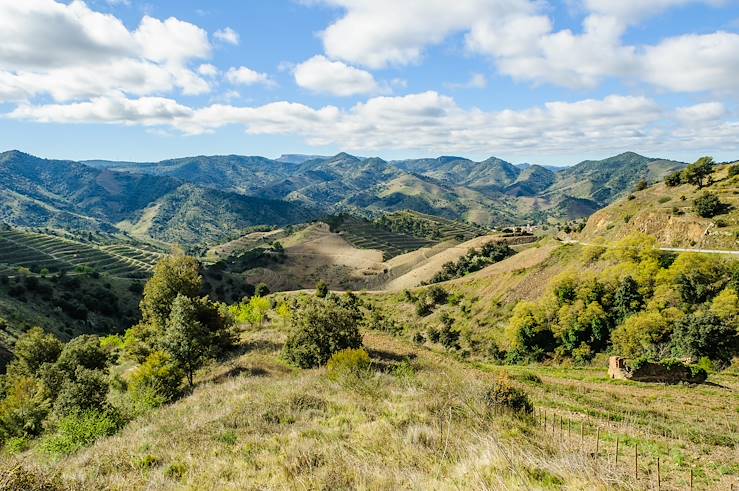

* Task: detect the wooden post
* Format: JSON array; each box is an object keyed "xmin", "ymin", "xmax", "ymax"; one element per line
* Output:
[
  {"xmin": 689, "ymin": 469, "xmax": 693, "ymax": 490},
  {"xmin": 581, "ymin": 421, "xmax": 585, "ymax": 448},
  {"xmin": 615, "ymin": 436, "xmax": 619, "ymax": 464},
  {"xmin": 634, "ymin": 444, "xmax": 638, "ymax": 480},
  {"xmin": 595, "ymin": 427, "xmax": 600, "ymax": 458},
  {"xmin": 656, "ymin": 457, "xmax": 660, "ymax": 490}
]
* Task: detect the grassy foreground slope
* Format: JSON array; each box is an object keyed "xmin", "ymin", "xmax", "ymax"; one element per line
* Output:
[{"xmin": 12, "ymin": 328, "xmax": 736, "ymax": 490}]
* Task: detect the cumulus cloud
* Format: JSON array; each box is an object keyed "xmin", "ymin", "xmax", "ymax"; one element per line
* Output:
[
  {"xmin": 642, "ymin": 32, "xmax": 739, "ymax": 93},
  {"xmin": 309, "ymin": 0, "xmax": 738, "ymax": 92},
  {"xmin": 674, "ymin": 102, "xmax": 727, "ymax": 124},
  {"xmin": 11, "ymin": 90, "xmax": 737, "ymax": 156},
  {"xmin": 213, "ymin": 27, "xmax": 240, "ymax": 45},
  {"xmin": 294, "ymin": 55, "xmax": 380, "ymax": 96},
  {"xmin": 225, "ymin": 66, "xmax": 273, "ymax": 86},
  {"xmin": 0, "ymin": 0, "xmax": 212, "ymax": 102}
]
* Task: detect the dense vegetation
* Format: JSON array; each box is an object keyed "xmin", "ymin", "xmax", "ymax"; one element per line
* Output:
[
  {"xmin": 502, "ymin": 234, "xmax": 738, "ymax": 367},
  {"xmin": 429, "ymin": 241, "xmax": 515, "ymax": 283}
]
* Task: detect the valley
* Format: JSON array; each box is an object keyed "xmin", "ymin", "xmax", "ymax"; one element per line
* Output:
[{"xmin": 0, "ymin": 153, "xmax": 737, "ymax": 491}]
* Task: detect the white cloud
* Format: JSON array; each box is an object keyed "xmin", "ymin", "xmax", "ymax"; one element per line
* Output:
[
  {"xmin": 197, "ymin": 63, "xmax": 218, "ymax": 77},
  {"xmin": 315, "ymin": 0, "xmax": 536, "ymax": 69},
  {"xmin": 674, "ymin": 102, "xmax": 726, "ymax": 124},
  {"xmin": 214, "ymin": 27, "xmax": 240, "ymax": 45},
  {"xmin": 445, "ymin": 73, "xmax": 487, "ymax": 90},
  {"xmin": 9, "ymin": 92, "xmax": 193, "ymax": 126},
  {"xmin": 308, "ymin": 0, "xmax": 739, "ymax": 93},
  {"xmin": 0, "ymin": 0, "xmax": 212, "ymax": 102},
  {"xmin": 133, "ymin": 15, "xmax": 211, "ymax": 64},
  {"xmin": 225, "ymin": 66, "xmax": 273, "ymax": 86},
  {"xmin": 13, "ymin": 91, "xmax": 738, "ymax": 156},
  {"xmin": 642, "ymin": 32, "xmax": 739, "ymax": 93},
  {"xmin": 293, "ymin": 55, "xmax": 380, "ymax": 96}
]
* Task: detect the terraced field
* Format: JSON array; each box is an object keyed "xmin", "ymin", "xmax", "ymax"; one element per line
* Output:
[
  {"xmin": 0, "ymin": 229, "xmax": 164, "ymax": 279},
  {"xmin": 329, "ymin": 215, "xmax": 436, "ymax": 259},
  {"xmin": 395, "ymin": 211, "xmax": 485, "ymax": 241}
]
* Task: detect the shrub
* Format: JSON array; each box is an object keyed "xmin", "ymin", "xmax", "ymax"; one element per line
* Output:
[
  {"xmin": 55, "ymin": 335, "xmax": 109, "ymax": 374},
  {"xmin": 11, "ymin": 327, "xmax": 63, "ymax": 376},
  {"xmin": 0, "ymin": 376, "xmax": 49, "ymax": 441},
  {"xmin": 728, "ymin": 163, "xmax": 739, "ymax": 178},
  {"xmin": 693, "ymin": 191, "xmax": 725, "ymax": 218},
  {"xmin": 326, "ymin": 348, "xmax": 372, "ymax": 382},
  {"xmin": 634, "ymin": 179, "xmax": 648, "ymax": 191},
  {"xmin": 658, "ymin": 196, "xmax": 671, "ymax": 204},
  {"xmin": 255, "ymin": 283, "xmax": 270, "ymax": 297},
  {"xmin": 670, "ymin": 312, "xmax": 738, "ymax": 367},
  {"xmin": 483, "ymin": 374, "xmax": 533, "ymax": 415},
  {"xmin": 611, "ymin": 311, "xmax": 671, "ymax": 359},
  {"xmin": 0, "ymin": 464, "xmax": 64, "ymax": 491},
  {"xmin": 315, "ymin": 280, "xmax": 328, "ymax": 298},
  {"xmin": 128, "ymin": 351, "xmax": 184, "ymax": 407},
  {"xmin": 282, "ymin": 296, "xmax": 363, "ymax": 368},
  {"xmin": 664, "ymin": 172, "xmax": 682, "ymax": 187},
  {"xmin": 52, "ymin": 367, "xmax": 110, "ymax": 418},
  {"xmin": 41, "ymin": 410, "xmax": 122, "ymax": 456},
  {"xmin": 164, "ymin": 462, "xmax": 188, "ymax": 480}
]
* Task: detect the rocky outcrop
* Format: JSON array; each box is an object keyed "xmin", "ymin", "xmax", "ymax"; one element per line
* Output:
[{"xmin": 608, "ymin": 356, "xmax": 706, "ymax": 384}]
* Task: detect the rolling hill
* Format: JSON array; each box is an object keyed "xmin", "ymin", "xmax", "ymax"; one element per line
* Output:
[
  {"xmin": 81, "ymin": 150, "xmax": 688, "ymax": 228},
  {"xmin": 578, "ymin": 161, "xmax": 739, "ymax": 249},
  {"xmin": 0, "ymin": 151, "xmax": 319, "ymax": 247}
]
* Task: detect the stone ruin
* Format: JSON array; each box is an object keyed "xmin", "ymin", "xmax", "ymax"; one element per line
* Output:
[{"xmin": 608, "ymin": 356, "xmax": 706, "ymax": 384}]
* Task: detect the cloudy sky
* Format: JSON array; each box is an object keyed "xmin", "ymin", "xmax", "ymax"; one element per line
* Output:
[{"xmin": 1, "ymin": 0, "xmax": 738, "ymax": 164}]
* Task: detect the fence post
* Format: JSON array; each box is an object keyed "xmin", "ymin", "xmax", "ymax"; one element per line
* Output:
[
  {"xmin": 689, "ymin": 468, "xmax": 693, "ymax": 490},
  {"xmin": 634, "ymin": 444, "xmax": 638, "ymax": 480},
  {"xmin": 615, "ymin": 436, "xmax": 619, "ymax": 465},
  {"xmin": 581, "ymin": 421, "xmax": 585, "ymax": 449},
  {"xmin": 595, "ymin": 427, "xmax": 600, "ymax": 459},
  {"xmin": 656, "ymin": 457, "xmax": 660, "ymax": 490}
]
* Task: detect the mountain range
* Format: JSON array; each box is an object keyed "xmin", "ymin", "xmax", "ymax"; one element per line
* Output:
[{"xmin": 1, "ymin": 149, "xmax": 687, "ymax": 246}]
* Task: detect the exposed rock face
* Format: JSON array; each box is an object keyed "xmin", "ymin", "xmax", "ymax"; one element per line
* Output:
[{"xmin": 607, "ymin": 356, "xmax": 706, "ymax": 384}]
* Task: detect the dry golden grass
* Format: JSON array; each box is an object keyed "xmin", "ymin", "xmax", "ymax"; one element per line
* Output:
[{"xmin": 2, "ymin": 328, "xmax": 688, "ymax": 491}]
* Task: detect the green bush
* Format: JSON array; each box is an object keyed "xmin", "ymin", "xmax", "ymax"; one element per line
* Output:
[
  {"xmin": 326, "ymin": 348, "xmax": 371, "ymax": 382},
  {"xmin": 282, "ymin": 296, "xmax": 363, "ymax": 368},
  {"xmin": 12, "ymin": 327, "xmax": 63, "ymax": 375},
  {"xmin": 128, "ymin": 351, "xmax": 184, "ymax": 407},
  {"xmin": 51, "ymin": 367, "xmax": 110, "ymax": 418},
  {"xmin": 41, "ymin": 410, "xmax": 122, "ymax": 456},
  {"xmin": 483, "ymin": 374, "xmax": 533, "ymax": 415},
  {"xmin": 693, "ymin": 192, "xmax": 725, "ymax": 218}
]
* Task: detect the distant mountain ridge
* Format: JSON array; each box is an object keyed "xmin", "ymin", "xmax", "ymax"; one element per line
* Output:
[
  {"xmin": 0, "ymin": 150, "xmax": 319, "ymax": 246},
  {"xmin": 2, "ymin": 149, "xmax": 687, "ymax": 246}
]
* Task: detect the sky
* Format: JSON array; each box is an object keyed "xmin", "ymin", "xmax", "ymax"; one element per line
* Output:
[{"xmin": 0, "ymin": 0, "xmax": 738, "ymax": 166}]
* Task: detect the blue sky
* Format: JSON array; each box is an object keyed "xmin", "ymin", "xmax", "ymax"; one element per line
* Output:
[{"xmin": 0, "ymin": 0, "xmax": 738, "ymax": 165}]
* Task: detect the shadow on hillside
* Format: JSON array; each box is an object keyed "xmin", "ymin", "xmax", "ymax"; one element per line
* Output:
[
  {"xmin": 238, "ymin": 339, "xmax": 284, "ymax": 355},
  {"xmin": 209, "ymin": 365, "xmax": 270, "ymax": 384},
  {"xmin": 367, "ymin": 348, "xmax": 417, "ymax": 372}
]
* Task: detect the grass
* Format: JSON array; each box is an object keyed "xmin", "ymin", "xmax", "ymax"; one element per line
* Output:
[{"xmin": 4, "ymin": 325, "xmax": 735, "ymax": 490}]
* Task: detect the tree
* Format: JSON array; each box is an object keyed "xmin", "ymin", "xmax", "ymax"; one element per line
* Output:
[
  {"xmin": 162, "ymin": 295, "xmax": 233, "ymax": 387},
  {"xmin": 315, "ymin": 280, "xmax": 329, "ymax": 298},
  {"xmin": 255, "ymin": 283, "xmax": 270, "ymax": 297},
  {"xmin": 670, "ymin": 312, "xmax": 738, "ymax": 367},
  {"xmin": 140, "ymin": 256, "xmax": 203, "ymax": 330},
  {"xmin": 11, "ymin": 327, "xmax": 63, "ymax": 375},
  {"xmin": 693, "ymin": 191, "xmax": 725, "ymax": 218},
  {"xmin": 282, "ymin": 296, "xmax": 363, "ymax": 368},
  {"xmin": 682, "ymin": 156, "xmax": 715, "ymax": 189},
  {"xmin": 611, "ymin": 311, "xmax": 670, "ymax": 358},
  {"xmin": 664, "ymin": 172, "xmax": 682, "ymax": 187},
  {"xmin": 634, "ymin": 179, "xmax": 648, "ymax": 191},
  {"xmin": 613, "ymin": 276, "xmax": 643, "ymax": 322}
]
